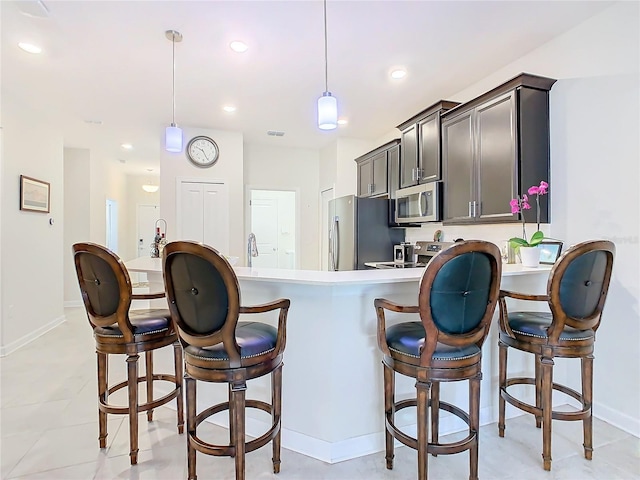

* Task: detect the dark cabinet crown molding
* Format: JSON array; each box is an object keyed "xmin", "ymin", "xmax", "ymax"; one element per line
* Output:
[
  {"xmin": 396, "ymin": 100, "xmax": 461, "ymax": 131},
  {"xmin": 442, "ymin": 72, "xmax": 557, "ymax": 119},
  {"xmin": 354, "ymin": 139, "xmax": 400, "ymax": 164}
]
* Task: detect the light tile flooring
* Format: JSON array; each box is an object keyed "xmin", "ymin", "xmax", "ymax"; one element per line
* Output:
[{"xmin": 2, "ymin": 307, "xmax": 638, "ymax": 479}]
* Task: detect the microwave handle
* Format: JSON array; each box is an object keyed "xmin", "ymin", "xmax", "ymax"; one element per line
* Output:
[{"xmin": 418, "ymin": 191, "xmax": 428, "ymax": 217}]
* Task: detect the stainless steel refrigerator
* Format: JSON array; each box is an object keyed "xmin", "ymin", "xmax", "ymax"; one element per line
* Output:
[{"xmin": 328, "ymin": 195, "xmax": 405, "ymax": 270}]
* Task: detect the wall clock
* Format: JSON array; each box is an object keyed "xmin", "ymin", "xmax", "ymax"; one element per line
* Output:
[{"xmin": 186, "ymin": 136, "xmax": 219, "ymax": 168}]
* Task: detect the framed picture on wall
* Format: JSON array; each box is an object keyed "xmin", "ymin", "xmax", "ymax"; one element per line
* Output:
[
  {"xmin": 538, "ymin": 240, "xmax": 563, "ymax": 265},
  {"xmin": 20, "ymin": 175, "xmax": 50, "ymax": 213}
]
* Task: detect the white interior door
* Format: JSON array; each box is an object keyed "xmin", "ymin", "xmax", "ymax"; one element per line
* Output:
[
  {"xmin": 178, "ymin": 181, "xmax": 229, "ymax": 255},
  {"xmin": 106, "ymin": 199, "xmax": 118, "ymax": 253},
  {"xmin": 250, "ymin": 198, "xmax": 279, "ymax": 268},
  {"xmin": 202, "ymin": 183, "xmax": 229, "ymax": 252},
  {"xmin": 180, "ymin": 182, "xmax": 205, "ymax": 243}
]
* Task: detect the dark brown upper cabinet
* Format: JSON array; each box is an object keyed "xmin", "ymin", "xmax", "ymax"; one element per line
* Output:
[
  {"xmin": 355, "ymin": 139, "xmax": 400, "ymax": 198},
  {"xmin": 441, "ymin": 73, "xmax": 556, "ymax": 225},
  {"xmin": 396, "ymin": 100, "xmax": 460, "ymax": 189}
]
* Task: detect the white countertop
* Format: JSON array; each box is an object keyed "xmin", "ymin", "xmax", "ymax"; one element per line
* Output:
[{"xmin": 125, "ymin": 256, "xmax": 552, "ymax": 286}]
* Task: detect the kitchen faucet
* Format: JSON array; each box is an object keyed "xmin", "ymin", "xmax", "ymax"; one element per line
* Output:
[{"xmin": 247, "ymin": 233, "xmax": 259, "ymax": 267}]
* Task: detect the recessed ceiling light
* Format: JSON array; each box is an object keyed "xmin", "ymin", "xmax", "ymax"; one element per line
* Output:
[
  {"xmin": 121, "ymin": 143, "xmax": 133, "ymax": 150},
  {"xmin": 223, "ymin": 105, "xmax": 237, "ymax": 113},
  {"xmin": 337, "ymin": 118, "xmax": 348, "ymax": 125},
  {"xmin": 390, "ymin": 69, "xmax": 407, "ymax": 80},
  {"xmin": 18, "ymin": 42, "xmax": 42, "ymax": 54},
  {"xmin": 230, "ymin": 41, "xmax": 248, "ymax": 53}
]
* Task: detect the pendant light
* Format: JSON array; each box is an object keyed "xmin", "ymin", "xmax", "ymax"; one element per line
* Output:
[
  {"xmin": 165, "ymin": 30, "xmax": 183, "ymax": 152},
  {"xmin": 142, "ymin": 169, "xmax": 159, "ymax": 193},
  {"xmin": 317, "ymin": 0, "xmax": 337, "ymax": 130}
]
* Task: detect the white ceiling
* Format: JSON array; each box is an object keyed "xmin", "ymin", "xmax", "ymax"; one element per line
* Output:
[{"xmin": 2, "ymin": 0, "xmax": 613, "ymax": 174}]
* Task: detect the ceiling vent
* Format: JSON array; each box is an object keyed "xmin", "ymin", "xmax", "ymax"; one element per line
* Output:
[{"xmin": 267, "ymin": 130, "xmax": 285, "ymax": 137}]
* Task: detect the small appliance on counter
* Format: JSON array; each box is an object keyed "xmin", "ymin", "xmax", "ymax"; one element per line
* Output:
[
  {"xmin": 394, "ymin": 242, "xmax": 416, "ymax": 264},
  {"xmin": 371, "ymin": 240, "xmax": 453, "ymax": 269}
]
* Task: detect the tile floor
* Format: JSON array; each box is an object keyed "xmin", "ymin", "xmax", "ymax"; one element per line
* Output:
[{"xmin": 1, "ymin": 307, "xmax": 638, "ymax": 479}]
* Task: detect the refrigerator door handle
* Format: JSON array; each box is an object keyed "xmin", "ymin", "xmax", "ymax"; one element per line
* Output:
[
  {"xmin": 329, "ymin": 221, "xmax": 334, "ymax": 271},
  {"xmin": 331, "ymin": 216, "xmax": 339, "ymax": 271}
]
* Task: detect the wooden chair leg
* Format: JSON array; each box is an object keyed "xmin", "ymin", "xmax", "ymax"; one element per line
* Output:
[
  {"xmin": 383, "ymin": 363, "xmax": 395, "ymax": 470},
  {"xmin": 535, "ymin": 354, "xmax": 542, "ymax": 428},
  {"xmin": 272, "ymin": 364, "xmax": 283, "ymax": 474},
  {"xmin": 582, "ymin": 355, "xmax": 594, "ymax": 460},
  {"xmin": 416, "ymin": 380, "xmax": 431, "ymax": 480},
  {"xmin": 540, "ymin": 354, "xmax": 554, "ymax": 471},
  {"xmin": 498, "ymin": 341, "xmax": 507, "ymax": 437},
  {"xmin": 430, "ymin": 381, "xmax": 440, "ymax": 457},
  {"xmin": 228, "ymin": 383, "xmax": 236, "ymax": 458},
  {"xmin": 126, "ymin": 354, "xmax": 140, "ymax": 465},
  {"xmin": 186, "ymin": 376, "xmax": 197, "ymax": 480},
  {"xmin": 173, "ymin": 341, "xmax": 185, "ymax": 434},
  {"xmin": 231, "ymin": 381, "xmax": 247, "ymax": 480},
  {"xmin": 146, "ymin": 351, "xmax": 154, "ymax": 422},
  {"xmin": 97, "ymin": 352, "xmax": 108, "ymax": 448},
  {"xmin": 469, "ymin": 374, "xmax": 481, "ymax": 480}
]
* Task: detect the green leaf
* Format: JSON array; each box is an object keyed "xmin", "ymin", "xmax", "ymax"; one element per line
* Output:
[
  {"xmin": 509, "ymin": 237, "xmax": 529, "ymax": 248},
  {"xmin": 529, "ymin": 231, "xmax": 545, "ymax": 246}
]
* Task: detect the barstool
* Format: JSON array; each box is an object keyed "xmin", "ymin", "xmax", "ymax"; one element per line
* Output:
[
  {"xmin": 497, "ymin": 240, "xmax": 615, "ymax": 470},
  {"xmin": 72, "ymin": 242, "xmax": 184, "ymax": 465},
  {"xmin": 162, "ymin": 241, "xmax": 290, "ymax": 480},
  {"xmin": 375, "ymin": 240, "xmax": 502, "ymax": 480}
]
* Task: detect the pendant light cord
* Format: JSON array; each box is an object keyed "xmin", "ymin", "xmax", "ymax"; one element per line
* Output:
[
  {"xmin": 171, "ymin": 33, "xmax": 176, "ymax": 125},
  {"xmin": 323, "ymin": 0, "xmax": 329, "ymax": 93}
]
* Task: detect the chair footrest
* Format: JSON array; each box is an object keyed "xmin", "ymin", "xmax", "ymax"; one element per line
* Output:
[
  {"xmin": 501, "ymin": 377, "xmax": 590, "ymax": 420},
  {"xmin": 190, "ymin": 399, "xmax": 280, "ymax": 456},
  {"xmin": 386, "ymin": 398, "xmax": 476, "ymax": 455},
  {"xmin": 99, "ymin": 375, "xmax": 181, "ymax": 415}
]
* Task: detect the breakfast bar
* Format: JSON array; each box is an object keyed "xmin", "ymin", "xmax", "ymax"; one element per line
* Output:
[{"xmin": 126, "ymin": 257, "xmax": 551, "ymax": 463}]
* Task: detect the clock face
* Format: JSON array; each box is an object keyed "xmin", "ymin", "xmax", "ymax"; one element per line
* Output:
[{"xmin": 186, "ymin": 136, "xmax": 219, "ymax": 167}]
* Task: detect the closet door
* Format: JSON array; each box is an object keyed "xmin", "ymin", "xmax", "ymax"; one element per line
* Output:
[{"xmin": 179, "ymin": 181, "xmax": 229, "ymax": 254}]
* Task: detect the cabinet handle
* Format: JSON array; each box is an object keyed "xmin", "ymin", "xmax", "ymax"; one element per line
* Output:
[
  {"xmin": 412, "ymin": 168, "xmax": 416, "ymax": 182},
  {"xmin": 417, "ymin": 168, "xmax": 424, "ymax": 180},
  {"xmin": 468, "ymin": 201, "xmax": 473, "ymax": 218},
  {"xmin": 371, "ymin": 183, "xmax": 375, "ymax": 193}
]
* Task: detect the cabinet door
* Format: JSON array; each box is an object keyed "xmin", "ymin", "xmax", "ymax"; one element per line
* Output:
[
  {"xmin": 357, "ymin": 160, "xmax": 373, "ymax": 197},
  {"xmin": 371, "ymin": 151, "xmax": 388, "ymax": 196},
  {"xmin": 418, "ymin": 113, "xmax": 440, "ymax": 182},
  {"xmin": 442, "ymin": 111, "xmax": 474, "ymax": 222},
  {"xmin": 476, "ymin": 92, "xmax": 517, "ymax": 221},
  {"xmin": 400, "ymin": 124, "xmax": 418, "ymax": 188},
  {"xmin": 387, "ymin": 145, "xmax": 400, "ymax": 199}
]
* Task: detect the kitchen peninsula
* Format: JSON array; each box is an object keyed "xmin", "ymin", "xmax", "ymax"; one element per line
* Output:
[{"xmin": 126, "ymin": 257, "xmax": 551, "ymax": 463}]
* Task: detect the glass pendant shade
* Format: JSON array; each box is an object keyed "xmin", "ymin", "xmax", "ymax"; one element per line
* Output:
[
  {"xmin": 142, "ymin": 184, "xmax": 159, "ymax": 193},
  {"xmin": 318, "ymin": 92, "xmax": 337, "ymax": 130},
  {"xmin": 165, "ymin": 124, "xmax": 182, "ymax": 152}
]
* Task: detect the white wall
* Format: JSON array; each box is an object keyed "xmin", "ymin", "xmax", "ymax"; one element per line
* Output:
[
  {"xmin": 1, "ymin": 99, "xmax": 65, "ymax": 354},
  {"xmin": 244, "ymin": 143, "xmax": 319, "ymax": 270},
  {"xmin": 160, "ymin": 127, "xmax": 244, "ymax": 260},
  {"xmin": 63, "ymin": 148, "xmax": 90, "ymax": 305},
  {"xmin": 404, "ymin": 1, "xmax": 639, "ymax": 434}
]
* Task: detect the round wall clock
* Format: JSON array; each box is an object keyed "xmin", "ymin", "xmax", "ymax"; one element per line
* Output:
[{"xmin": 186, "ymin": 136, "xmax": 219, "ymax": 168}]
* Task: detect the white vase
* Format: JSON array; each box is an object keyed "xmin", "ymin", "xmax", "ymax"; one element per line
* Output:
[{"xmin": 519, "ymin": 246, "xmax": 540, "ymax": 268}]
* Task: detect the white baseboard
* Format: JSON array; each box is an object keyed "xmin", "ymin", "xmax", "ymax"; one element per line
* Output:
[
  {"xmin": 593, "ymin": 400, "xmax": 640, "ymax": 438},
  {"xmin": 63, "ymin": 300, "xmax": 83, "ymax": 308},
  {"xmin": 0, "ymin": 315, "xmax": 66, "ymax": 357}
]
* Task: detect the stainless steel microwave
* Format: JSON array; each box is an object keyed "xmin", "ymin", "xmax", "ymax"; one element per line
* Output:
[{"xmin": 395, "ymin": 183, "xmax": 441, "ymax": 224}]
